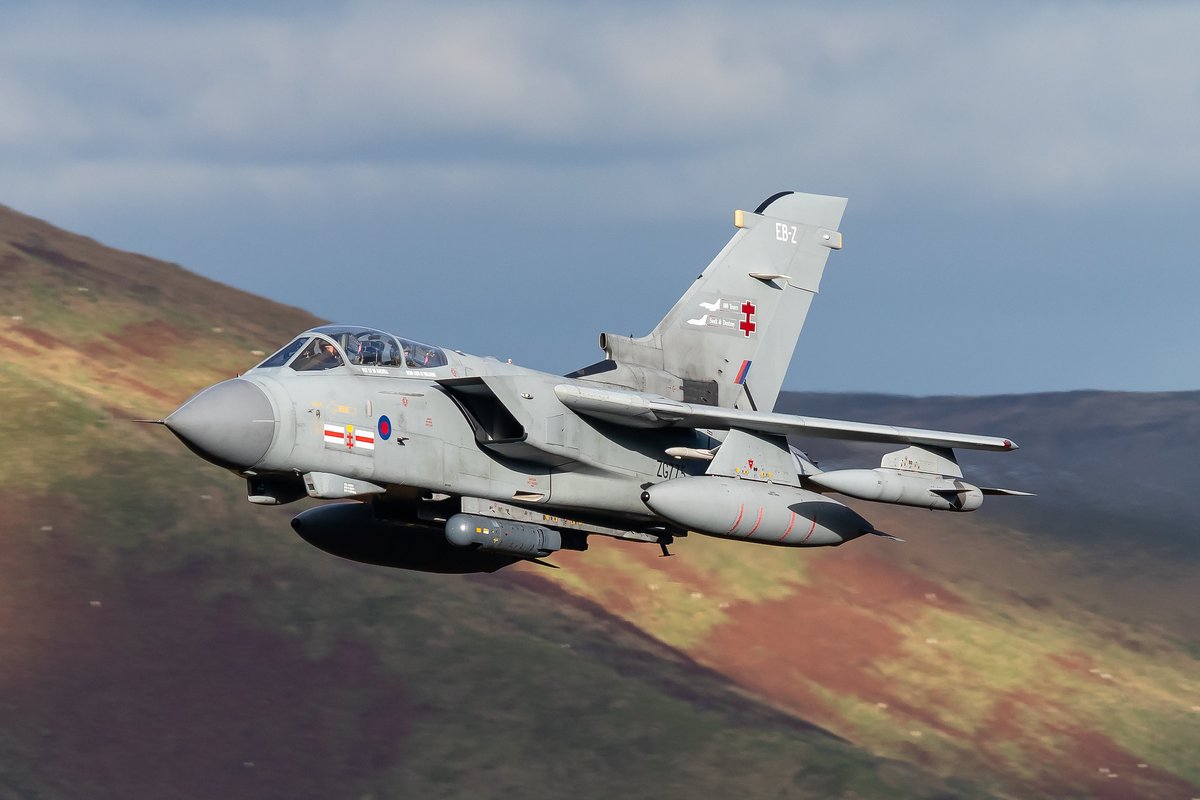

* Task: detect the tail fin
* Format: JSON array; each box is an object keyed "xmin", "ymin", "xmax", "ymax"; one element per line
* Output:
[{"xmin": 598, "ymin": 191, "xmax": 846, "ymax": 411}]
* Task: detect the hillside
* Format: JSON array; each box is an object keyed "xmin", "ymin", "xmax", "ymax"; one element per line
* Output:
[
  {"xmin": 0, "ymin": 204, "xmax": 980, "ymax": 800},
  {"xmin": 531, "ymin": 399, "xmax": 1199, "ymax": 799},
  {"xmin": 782, "ymin": 391, "xmax": 1200, "ymax": 561}
]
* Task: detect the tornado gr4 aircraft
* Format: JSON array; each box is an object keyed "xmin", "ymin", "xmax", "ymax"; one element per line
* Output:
[{"xmin": 162, "ymin": 191, "xmax": 1029, "ymax": 573}]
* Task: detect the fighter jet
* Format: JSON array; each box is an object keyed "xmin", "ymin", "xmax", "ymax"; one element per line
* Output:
[{"xmin": 161, "ymin": 191, "xmax": 1029, "ymax": 574}]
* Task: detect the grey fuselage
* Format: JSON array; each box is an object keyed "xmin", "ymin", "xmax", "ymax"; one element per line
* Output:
[{"xmin": 240, "ymin": 330, "xmax": 710, "ymax": 528}]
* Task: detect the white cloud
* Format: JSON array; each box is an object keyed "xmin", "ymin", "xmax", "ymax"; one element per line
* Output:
[{"xmin": 3, "ymin": 1, "xmax": 1200, "ymax": 219}]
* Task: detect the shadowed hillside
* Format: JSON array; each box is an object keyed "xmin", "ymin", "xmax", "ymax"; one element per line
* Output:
[
  {"xmin": 781, "ymin": 391, "xmax": 1200, "ymax": 560},
  {"xmin": 0, "ymin": 204, "xmax": 986, "ymax": 800}
]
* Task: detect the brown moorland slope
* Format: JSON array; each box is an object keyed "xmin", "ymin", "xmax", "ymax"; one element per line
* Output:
[{"xmin": 534, "ymin": 393, "xmax": 1200, "ymax": 797}]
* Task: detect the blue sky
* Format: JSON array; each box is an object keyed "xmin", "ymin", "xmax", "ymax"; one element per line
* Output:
[{"xmin": 3, "ymin": 1, "xmax": 1198, "ymax": 395}]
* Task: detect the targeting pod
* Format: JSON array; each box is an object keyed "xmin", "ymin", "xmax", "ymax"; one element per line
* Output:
[{"xmin": 445, "ymin": 513, "xmax": 562, "ymax": 558}]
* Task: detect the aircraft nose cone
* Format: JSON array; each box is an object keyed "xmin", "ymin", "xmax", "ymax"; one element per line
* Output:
[{"xmin": 165, "ymin": 378, "xmax": 276, "ymax": 470}]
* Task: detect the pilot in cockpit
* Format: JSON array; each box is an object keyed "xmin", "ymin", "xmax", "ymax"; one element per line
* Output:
[
  {"xmin": 413, "ymin": 346, "xmax": 434, "ymax": 367},
  {"xmin": 292, "ymin": 339, "xmax": 343, "ymax": 371},
  {"xmin": 409, "ymin": 343, "xmax": 447, "ymax": 368},
  {"xmin": 315, "ymin": 341, "xmax": 340, "ymax": 367}
]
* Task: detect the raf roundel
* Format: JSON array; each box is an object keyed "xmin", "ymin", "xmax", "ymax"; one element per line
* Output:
[{"xmin": 378, "ymin": 414, "xmax": 392, "ymax": 441}]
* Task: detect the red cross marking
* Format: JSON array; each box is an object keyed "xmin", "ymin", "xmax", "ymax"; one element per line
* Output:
[{"xmin": 739, "ymin": 301, "xmax": 757, "ymax": 337}]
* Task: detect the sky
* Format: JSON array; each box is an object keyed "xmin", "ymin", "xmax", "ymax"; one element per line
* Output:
[{"xmin": 2, "ymin": 0, "xmax": 1199, "ymax": 395}]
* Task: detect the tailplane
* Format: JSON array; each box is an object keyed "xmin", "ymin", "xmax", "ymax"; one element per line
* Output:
[{"xmin": 585, "ymin": 191, "xmax": 846, "ymax": 411}]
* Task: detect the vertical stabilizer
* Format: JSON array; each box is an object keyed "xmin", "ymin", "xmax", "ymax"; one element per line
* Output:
[{"xmin": 598, "ymin": 191, "xmax": 846, "ymax": 410}]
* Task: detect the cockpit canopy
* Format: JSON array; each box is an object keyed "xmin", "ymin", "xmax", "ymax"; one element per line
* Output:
[{"xmin": 256, "ymin": 325, "xmax": 448, "ymax": 372}]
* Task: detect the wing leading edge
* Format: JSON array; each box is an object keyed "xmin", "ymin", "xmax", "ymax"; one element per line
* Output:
[{"xmin": 554, "ymin": 384, "xmax": 1017, "ymax": 452}]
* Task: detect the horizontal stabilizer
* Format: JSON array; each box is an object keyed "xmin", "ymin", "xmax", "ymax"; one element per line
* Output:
[
  {"xmin": 869, "ymin": 531, "xmax": 906, "ymax": 543},
  {"xmin": 554, "ymin": 384, "xmax": 1017, "ymax": 452},
  {"xmin": 980, "ymin": 487, "xmax": 1037, "ymax": 497}
]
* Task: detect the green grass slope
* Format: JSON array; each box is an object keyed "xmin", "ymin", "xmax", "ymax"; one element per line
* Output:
[{"xmin": 0, "ymin": 205, "xmax": 980, "ymax": 800}]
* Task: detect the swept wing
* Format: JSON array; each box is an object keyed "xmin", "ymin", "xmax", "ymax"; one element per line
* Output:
[{"xmin": 554, "ymin": 383, "xmax": 1016, "ymax": 452}]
